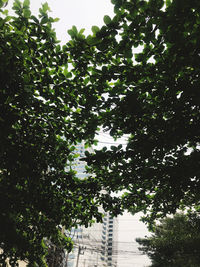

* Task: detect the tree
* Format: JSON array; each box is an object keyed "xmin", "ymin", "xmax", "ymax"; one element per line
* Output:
[
  {"xmin": 66, "ymin": 0, "xmax": 200, "ymax": 222},
  {"xmin": 136, "ymin": 213, "xmax": 200, "ymax": 267},
  {"xmin": 0, "ymin": 0, "xmax": 104, "ymax": 265},
  {"xmin": 1, "ymin": 0, "xmax": 200, "ymax": 264}
]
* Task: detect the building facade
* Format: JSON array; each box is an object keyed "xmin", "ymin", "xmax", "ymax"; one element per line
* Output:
[
  {"xmin": 66, "ymin": 214, "xmax": 118, "ymax": 267},
  {"xmin": 100, "ymin": 212, "xmax": 118, "ymax": 267}
]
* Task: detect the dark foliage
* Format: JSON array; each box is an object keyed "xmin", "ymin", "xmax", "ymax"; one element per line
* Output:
[{"xmin": 136, "ymin": 213, "xmax": 200, "ymax": 267}]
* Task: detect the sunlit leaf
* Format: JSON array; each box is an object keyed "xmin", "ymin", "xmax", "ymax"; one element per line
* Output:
[{"xmin": 103, "ymin": 15, "xmax": 112, "ymax": 25}]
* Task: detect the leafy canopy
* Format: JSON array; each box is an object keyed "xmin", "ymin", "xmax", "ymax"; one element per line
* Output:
[
  {"xmin": 1, "ymin": 0, "xmax": 200, "ymax": 265},
  {"xmin": 0, "ymin": 0, "xmax": 104, "ymax": 265},
  {"xmin": 67, "ymin": 0, "xmax": 200, "ymax": 222},
  {"xmin": 136, "ymin": 213, "xmax": 200, "ymax": 266}
]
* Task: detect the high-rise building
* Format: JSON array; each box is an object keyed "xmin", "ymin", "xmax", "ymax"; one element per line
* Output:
[
  {"xmin": 66, "ymin": 214, "xmax": 118, "ymax": 267},
  {"xmin": 66, "ymin": 143, "xmax": 118, "ymax": 267},
  {"xmin": 100, "ymin": 212, "xmax": 118, "ymax": 267}
]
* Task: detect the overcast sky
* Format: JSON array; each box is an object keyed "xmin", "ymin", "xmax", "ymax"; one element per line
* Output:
[{"xmin": 7, "ymin": 0, "xmax": 114, "ymax": 43}]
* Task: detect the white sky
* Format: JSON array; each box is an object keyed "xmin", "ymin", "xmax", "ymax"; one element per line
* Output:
[
  {"xmin": 7, "ymin": 0, "xmax": 114, "ymax": 43},
  {"xmin": 7, "ymin": 1, "xmax": 151, "ymax": 265}
]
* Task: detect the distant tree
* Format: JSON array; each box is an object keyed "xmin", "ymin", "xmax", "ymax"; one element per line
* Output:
[{"xmin": 136, "ymin": 213, "xmax": 200, "ymax": 267}]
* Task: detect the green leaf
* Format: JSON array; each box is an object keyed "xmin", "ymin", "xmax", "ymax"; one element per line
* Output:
[
  {"xmin": 2, "ymin": 9, "xmax": 8, "ymax": 15},
  {"xmin": 166, "ymin": 0, "xmax": 172, "ymax": 7},
  {"xmin": 31, "ymin": 15, "xmax": 39, "ymax": 23},
  {"xmin": 118, "ymin": 144, "xmax": 122, "ymax": 149},
  {"xmin": 23, "ymin": 0, "xmax": 30, "ymax": 8},
  {"xmin": 91, "ymin": 25, "xmax": 100, "ymax": 35},
  {"xmin": 111, "ymin": 146, "xmax": 117, "ymax": 151},
  {"xmin": 0, "ymin": 0, "xmax": 7, "ymax": 7},
  {"xmin": 84, "ymin": 77, "xmax": 90, "ymax": 85},
  {"xmin": 103, "ymin": 15, "xmax": 112, "ymax": 25},
  {"xmin": 86, "ymin": 35, "xmax": 101, "ymax": 46},
  {"xmin": 77, "ymin": 28, "xmax": 85, "ymax": 39},
  {"xmin": 67, "ymin": 29, "xmax": 76, "ymax": 38},
  {"xmin": 72, "ymin": 25, "xmax": 78, "ymax": 35},
  {"xmin": 13, "ymin": 0, "xmax": 22, "ymax": 11},
  {"xmin": 79, "ymin": 28, "xmax": 85, "ymax": 35},
  {"xmin": 23, "ymin": 8, "xmax": 31, "ymax": 18},
  {"xmin": 96, "ymin": 41, "xmax": 108, "ymax": 51},
  {"xmin": 42, "ymin": 2, "xmax": 50, "ymax": 12},
  {"xmin": 64, "ymin": 68, "xmax": 72, "ymax": 78},
  {"xmin": 54, "ymin": 17, "xmax": 60, "ymax": 22},
  {"xmin": 56, "ymin": 44, "xmax": 61, "ymax": 52},
  {"xmin": 124, "ymin": 48, "xmax": 133, "ymax": 58},
  {"xmin": 41, "ymin": 16, "xmax": 48, "ymax": 24}
]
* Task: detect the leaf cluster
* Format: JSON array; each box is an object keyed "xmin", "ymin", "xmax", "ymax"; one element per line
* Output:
[
  {"xmin": 0, "ymin": 0, "xmax": 106, "ymax": 265},
  {"xmin": 136, "ymin": 213, "xmax": 200, "ymax": 266},
  {"xmin": 68, "ymin": 0, "xmax": 200, "ymax": 222},
  {"xmin": 1, "ymin": 0, "xmax": 200, "ymax": 264}
]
